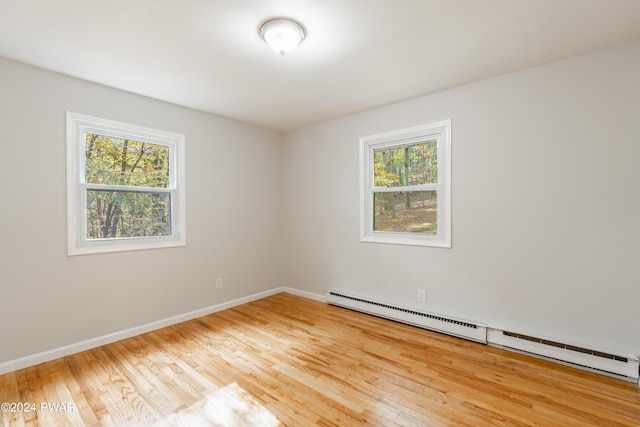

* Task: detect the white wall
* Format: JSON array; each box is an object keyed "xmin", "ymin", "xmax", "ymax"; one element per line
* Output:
[
  {"xmin": 283, "ymin": 40, "xmax": 640, "ymax": 355},
  {"xmin": 0, "ymin": 58, "xmax": 285, "ymax": 364}
]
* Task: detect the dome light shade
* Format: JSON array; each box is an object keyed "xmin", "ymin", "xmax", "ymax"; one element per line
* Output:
[{"xmin": 259, "ymin": 18, "xmax": 306, "ymax": 56}]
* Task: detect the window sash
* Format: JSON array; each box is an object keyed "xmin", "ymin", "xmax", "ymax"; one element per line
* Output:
[
  {"xmin": 80, "ymin": 184, "xmax": 176, "ymax": 239},
  {"xmin": 370, "ymin": 183, "xmax": 439, "ymax": 193},
  {"xmin": 367, "ymin": 137, "xmax": 443, "ymax": 239},
  {"xmin": 81, "ymin": 183, "xmax": 176, "ymax": 193},
  {"xmin": 369, "ymin": 189, "xmax": 443, "ymax": 236},
  {"xmin": 79, "ymin": 127, "xmax": 177, "ymax": 190}
]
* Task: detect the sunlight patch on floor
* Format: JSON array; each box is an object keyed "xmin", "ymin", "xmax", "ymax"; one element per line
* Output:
[{"xmin": 167, "ymin": 382, "xmax": 280, "ymax": 426}]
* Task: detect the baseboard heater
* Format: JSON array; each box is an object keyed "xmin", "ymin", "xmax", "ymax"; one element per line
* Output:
[
  {"xmin": 487, "ymin": 328, "xmax": 640, "ymax": 383},
  {"xmin": 325, "ymin": 291, "xmax": 487, "ymax": 343},
  {"xmin": 325, "ymin": 291, "xmax": 639, "ymax": 384}
]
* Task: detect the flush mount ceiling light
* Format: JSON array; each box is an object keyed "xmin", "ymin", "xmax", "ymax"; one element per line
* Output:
[{"xmin": 259, "ymin": 17, "xmax": 306, "ymax": 56}]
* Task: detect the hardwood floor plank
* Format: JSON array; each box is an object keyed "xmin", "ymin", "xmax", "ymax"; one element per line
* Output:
[{"xmin": 1, "ymin": 293, "xmax": 639, "ymax": 426}]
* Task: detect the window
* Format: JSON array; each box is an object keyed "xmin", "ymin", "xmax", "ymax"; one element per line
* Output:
[
  {"xmin": 360, "ymin": 120, "xmax": 451, "ymax": 247},
  {"xmin": 66, "ymin": 112, "xmax": 185, "ymax": 255}
]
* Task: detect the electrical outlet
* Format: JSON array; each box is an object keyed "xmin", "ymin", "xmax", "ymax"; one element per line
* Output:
[
  {"xmin": 418, "ymin": 289, "xmax": 426, "ymax": 303},
  {"xmin": 216, "ymin": 278, "xmax": 223, "ymax": 289}
]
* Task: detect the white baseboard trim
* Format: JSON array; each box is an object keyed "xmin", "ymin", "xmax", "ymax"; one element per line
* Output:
[
  {"xmin": 0, "ymin": 286, "xmax": 297, "ymax": 376},
  {"xmin": 281, "ymin": 287, "xmax": 326, "ymax": 302}
]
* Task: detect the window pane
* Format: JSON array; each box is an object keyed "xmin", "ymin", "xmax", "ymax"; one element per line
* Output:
[
  {"xmin": 373, "ymin": 140, "xmax": 437, "ymax": 187},
  {"xmin": 373, "ymin": 191, "xmax": 437, "ymax": 234},
  {"xmin": 86, "ymin": 190, "xmax": 171, "ymax": 239},
  {"xmin": 85, "ymin": 133, "xmax": 170, "ymax": 188}
]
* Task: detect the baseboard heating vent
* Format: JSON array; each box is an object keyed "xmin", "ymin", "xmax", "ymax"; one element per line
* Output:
[
  {"xmin": 487, "ymin": 328, "xmax": 640, "ymax": 382},
  {"xmin": 325, "ymin": 291, "xmax": 487, "ymax": 343}
]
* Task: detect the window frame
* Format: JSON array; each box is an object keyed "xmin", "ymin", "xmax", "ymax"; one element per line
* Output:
[
  {"xmin": 359, "ymin": 120, "xmax": 451, "ymax": 248},
  {"xmin": 66, "ymin": 112, "xmax": 186, "ymax": 255}
]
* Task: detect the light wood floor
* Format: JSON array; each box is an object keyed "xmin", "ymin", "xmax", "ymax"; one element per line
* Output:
[{"xmin": 1, "ymin": 293, "xmax": 639, "ymax": 426}]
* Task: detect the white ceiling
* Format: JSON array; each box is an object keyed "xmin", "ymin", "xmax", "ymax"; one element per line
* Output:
[{"xmin": 1, "ymin": 1, "xmax": 640, "ymax": 132}]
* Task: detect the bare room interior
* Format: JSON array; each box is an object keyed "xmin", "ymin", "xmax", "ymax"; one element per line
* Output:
[{"xmin": 1, "ymin": 1, "xmax": 639, "ymax": 425}]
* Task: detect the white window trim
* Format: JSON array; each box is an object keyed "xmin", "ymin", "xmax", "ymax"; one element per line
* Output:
[
  {"xmin": 66, "ymin": 112, "xmax": 186, "ymax": 255},
  {"xmin": 359, "ymin": 120, "xmax": 451, "ymax": 248}
]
